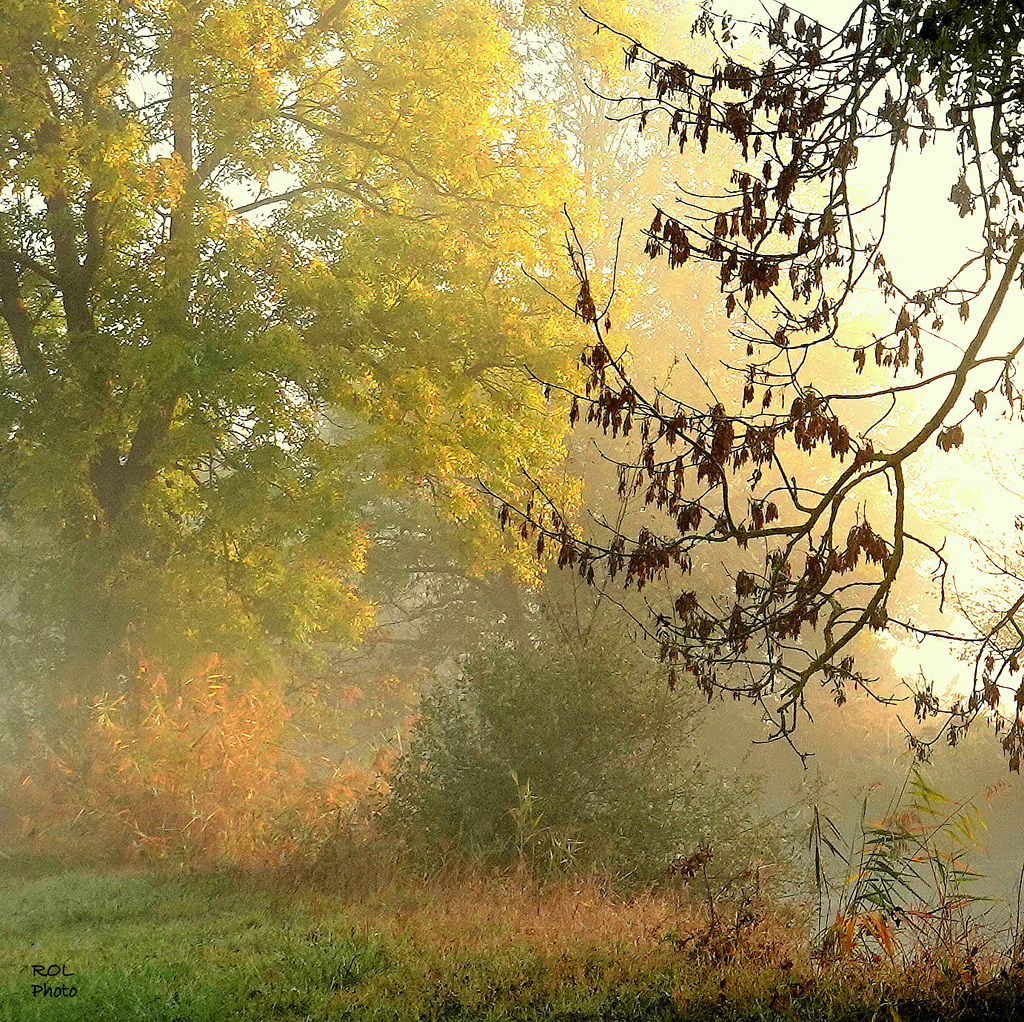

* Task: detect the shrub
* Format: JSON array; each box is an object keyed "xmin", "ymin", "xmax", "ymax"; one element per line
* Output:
[
  {"xmin": 0, "ymin": 654, "xmax": 376, "ymax": 867},
  {"xmin": 381, "ymin": 608, "xmax": 787, "ymax": 886}
]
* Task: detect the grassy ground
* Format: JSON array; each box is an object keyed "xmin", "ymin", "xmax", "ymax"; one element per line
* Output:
[{"xmin": 1, "ymin": 854, "xmax": 1022, "ymax": 1021}]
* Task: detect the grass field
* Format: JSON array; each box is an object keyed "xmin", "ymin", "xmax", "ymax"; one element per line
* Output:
[{"xmin": 1, "ymin": 855, "xmax": 1023, "ymax": 1021}]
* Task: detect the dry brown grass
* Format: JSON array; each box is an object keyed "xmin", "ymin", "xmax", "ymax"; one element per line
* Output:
[
  {"xmin": 276, "ymin": 854, "xmax": 819, "ymax": 1017},
  {"xmin": 290, "ymin": 846, "xmax": 810, "ymax": 976},
  {"xmin": 231, "ymin": 829, "xmax": 1024, "ymax": 1021}
]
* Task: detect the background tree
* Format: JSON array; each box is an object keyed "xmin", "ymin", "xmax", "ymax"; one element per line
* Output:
[
  {"xmin": 501, "ymin": 0, "xmax": 1024, "ymax": 765},
  {"xmin": 285, "ymin": 0, "xmax": 677, "ymax": 766},
  {"xmin": 0, "ymin": 0, "xmax": 634, "ymax": 739}
]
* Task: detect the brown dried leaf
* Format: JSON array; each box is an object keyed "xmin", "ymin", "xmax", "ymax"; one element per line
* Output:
[{"xmin": 936, "ymin": 424, "xmax": 965, "ymax": 451}]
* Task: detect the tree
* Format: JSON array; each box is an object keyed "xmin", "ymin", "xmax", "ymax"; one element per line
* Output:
[
  {"xmin": 501, "ymin": 0, "xmax": 1024, "ymax": 765},
  {"xmin": 0, "ymin": 0, "xmax": 629, "ymax": 727},
  {"xmin": 278, "ymin": 0, "xmax": 677, "ymax": 764}
]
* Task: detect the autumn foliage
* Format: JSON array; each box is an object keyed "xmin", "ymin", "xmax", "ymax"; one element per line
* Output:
[{"xmin": 1, "ymin": 655, "xmax": 381, "ymax": 867}]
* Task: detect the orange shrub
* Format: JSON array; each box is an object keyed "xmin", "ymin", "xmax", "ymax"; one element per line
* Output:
[{"xmin": 3, "ymin": 654, "xmax": 382, "ymax": 867}]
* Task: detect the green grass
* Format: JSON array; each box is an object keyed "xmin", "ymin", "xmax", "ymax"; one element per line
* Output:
[
  {"xmin": 0, "ymin": 861, "xmax": 392, "ymax": 1021},
  {"xmin": 0, "ymin": 857, "xmax": 1021, "ymax": 1021}
]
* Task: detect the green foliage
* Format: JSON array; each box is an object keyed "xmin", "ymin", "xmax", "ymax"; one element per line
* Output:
[
  {"xmin": 382, "ymin": 604, "xmax": 785, "ymax": 884},
  {"xmin": 0, "ymin": 0, "xmax": 624, "ymax": 709}
]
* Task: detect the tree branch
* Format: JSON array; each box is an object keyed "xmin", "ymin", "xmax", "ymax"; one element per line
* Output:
[{"xmin": 0, "ymin": 251, "xmax": 45, "ymax": 375}]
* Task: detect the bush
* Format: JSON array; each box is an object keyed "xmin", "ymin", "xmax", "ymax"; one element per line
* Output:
[
  {"xmin": 0, "ymin": 654, "xmax": 378, "ymax": 867},
  {"xmin": 382, "ymin": 607, "xmax": 787, "ymax": 886}
]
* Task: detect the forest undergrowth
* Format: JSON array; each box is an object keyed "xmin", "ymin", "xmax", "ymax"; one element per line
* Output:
[
  {"xmin": 3, "ymin": 818, "xmax": 1024, "ymax": 1020},
  {"xmin": 3, "ymin": 656, "xmax": 1024, "ymax": 1018}
]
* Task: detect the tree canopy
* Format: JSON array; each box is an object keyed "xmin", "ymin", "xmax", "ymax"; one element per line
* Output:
[
  {"xmin": 501, "ymin": 0, "xmax": 1024, "ymax": 766},
  {"xmin": 0, "ymin": 0, "xmax": 635, "ymax": 714}
]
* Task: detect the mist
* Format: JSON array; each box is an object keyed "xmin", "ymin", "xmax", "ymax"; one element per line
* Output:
[{"xmin": 1, "ymin": 0, "xmax": 1023, "ymax": 1017}]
